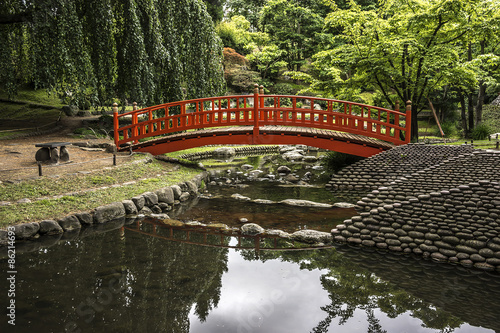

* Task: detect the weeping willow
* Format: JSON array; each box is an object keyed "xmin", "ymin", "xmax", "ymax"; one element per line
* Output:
[{"xmin": 0, "ymin": 0, "xmax": 225, "ymax": 108}]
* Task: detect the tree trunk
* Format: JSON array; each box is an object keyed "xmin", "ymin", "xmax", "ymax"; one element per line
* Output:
[
  {"xmin": 467, "ymin": 43, "xmax": 474, "ymax": 136},
  {"xmin": 468, "ymin": 93, "xmax": 474, "ymax": 136},
  {"xmin": 475, "ymin": 40, "xmax": 486, "ymax": 126},
  {"xmin": 475, "ymin": 82, "xmax": 486, "ymax": 126},
  {"xmin": 459, "ymin": 91, "xmax": 468, "ymax": 137},
  {"xmin": 411, "ymin": 104, "xmax": 418, "ymax": 142}
]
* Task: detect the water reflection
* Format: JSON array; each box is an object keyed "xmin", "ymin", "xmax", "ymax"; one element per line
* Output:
[{"xmin": 1, "ymin": 225, "xmax": 498, "ymax": 333}]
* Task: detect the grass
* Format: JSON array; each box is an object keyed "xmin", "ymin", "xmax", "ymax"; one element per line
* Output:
[
  {"xmin": 0, "ymin": 87, "xmax": 66, "ymax": 107},
  {"xmin": 436, "ymin": 139, "xmax": 498, "ymax": 149},
  {"xmin": 0, "ymin": 157, "xmax": 201, "ymax": 227},
  {"xmin": 0, "ymin": 91, "xmax": 63, "ymax": 136}
]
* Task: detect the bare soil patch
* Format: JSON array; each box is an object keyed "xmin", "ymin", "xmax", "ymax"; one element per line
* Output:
[{"xmin": 0, "ymin": 117, "xmax": 136, "ymax": 182}]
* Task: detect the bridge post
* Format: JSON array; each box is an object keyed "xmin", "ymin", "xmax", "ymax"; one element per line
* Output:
[
  {"xmin": 405, "ymin": 100, "xmax": 412, "ymax": 144},
  {"xmin": 253, "ymin": 83, "xmax": 260, "ymax": 143},
  {"xmin": 113, "ymin": 102, "xmax": 119, "ymax": 148},
  {"xmin": 259, "ymin": 85, "xmax": 265, "ymax": 121},
  {"xmin": 133, "ymin": 102, "xmax": 139, "ymax": 144}
]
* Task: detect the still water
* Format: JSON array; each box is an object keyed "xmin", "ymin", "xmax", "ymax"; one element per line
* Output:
[
  {"xmin": 1, "ymin": 220, "xmax": 499, "ymax": 333},
  {"xmin": 2, "ymin": 155, "xmax": 500, "ymax": 333},
  {"xmin": 169, "ymin": 181, "xmax": 357, "ymax": 232}
]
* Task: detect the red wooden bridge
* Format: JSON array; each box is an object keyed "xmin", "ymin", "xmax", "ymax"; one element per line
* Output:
[{"xmin": 114, "ymin": 85, "xmax": 411, "ymax": 157}]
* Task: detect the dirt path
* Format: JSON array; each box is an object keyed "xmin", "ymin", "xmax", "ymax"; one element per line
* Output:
[{"xmin": 0, "ymin": 117, "xmax": 136, "ymax": 182}]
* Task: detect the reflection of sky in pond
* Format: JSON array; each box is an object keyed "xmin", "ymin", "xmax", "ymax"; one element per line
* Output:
[{"xmin": 189, "ymin": 249, "xmax": 494, "ymax": 333}]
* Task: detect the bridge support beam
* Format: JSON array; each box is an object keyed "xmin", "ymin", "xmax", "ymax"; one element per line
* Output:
[{"xmin": 133, "ymin": 131, "xmax": 385, "ymax": 157}]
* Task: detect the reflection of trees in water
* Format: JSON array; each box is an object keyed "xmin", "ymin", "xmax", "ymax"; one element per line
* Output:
[
  {"xmin": 121, "ymin": 228, "xmax": 228, "ymax": 332},
  {"xmin": 241, "ymin": 247, "xmax": 497, "ymax": 333},
  {"xmin": 9, "ymin": 227, "xmax": 228, "ymax": 332}
]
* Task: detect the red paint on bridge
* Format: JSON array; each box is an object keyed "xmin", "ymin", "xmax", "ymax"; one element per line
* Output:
[{"xmin": 114, "ymin": 85, "xmax": 411, "ymax": 157}]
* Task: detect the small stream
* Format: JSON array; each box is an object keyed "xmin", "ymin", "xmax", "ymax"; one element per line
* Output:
[
  {"xmin": 1, "ymin": 152, "xmax": 499, "ymax": 332},
  {"xmin": 168, "ymin": 181, "xmax": 356, "ymax": 233}
]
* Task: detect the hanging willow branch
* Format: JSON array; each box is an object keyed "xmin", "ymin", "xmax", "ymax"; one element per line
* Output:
[{"xmin": 0, "ymin": 0, "xmax": 225, "ymax": 108}]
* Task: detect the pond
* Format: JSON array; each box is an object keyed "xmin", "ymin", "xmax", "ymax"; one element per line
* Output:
[
  {"xmin": 2, "ymin": 153, "xmax": 499, "ymax": 332},
  {"xmin": 2, "ymin": 224, "xmax": 499, "ymax": 333}
]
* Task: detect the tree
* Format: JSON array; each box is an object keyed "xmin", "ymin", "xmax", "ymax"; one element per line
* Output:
[
  {"xmin": 0, "ymin": 0, "xmax": 225, "ymax": 108},
  {"xmin": 225, "ymin": 0, "xmax": 267, "ymax": 30},
  {"xmin": 246, "ymin": 44, "xmax": 287, "ymax": 80},
  {"xmin": 260, "ymin": 0, "xmax": 324, "ymax": 72},
  {"xmin": 202, "ymin": 0, "xmax": 226, "ymax": 23},
  {"xmin": 291, "ymin": 0, "xmax": 499, "ymax": 141}
]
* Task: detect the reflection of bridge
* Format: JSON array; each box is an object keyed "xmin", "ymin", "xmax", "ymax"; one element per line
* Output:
[
  {"xmin": 123, "ymin": 219, "xmax": 332, "ymax": 251},
  {"xmin": 114, "ymin": 85, "xmax": 411, "ymax": 157}
]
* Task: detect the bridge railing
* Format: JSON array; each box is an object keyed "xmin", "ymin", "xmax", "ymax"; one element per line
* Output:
[{"xmin": 114, "ymin": 84, "xmax": 411, "ymax": 148}]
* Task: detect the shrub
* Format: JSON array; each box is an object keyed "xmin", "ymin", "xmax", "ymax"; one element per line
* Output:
[
  {"xmin": 438, "ymin": 121, "xmax": 458, "ymax": 138},
  {"xmin": 321, "ymin": 151, "xmax": 364, "ymax": 173},
  {"xmin": 272, "ymin": 83, "xmax": 295, "ymax": 95},
  {"xmin": 471, "ymin": 123, "xmax": 491, "ymax": 140}
]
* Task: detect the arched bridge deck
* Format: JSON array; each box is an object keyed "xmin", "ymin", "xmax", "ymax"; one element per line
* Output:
[{"xmin": 114, "ymin": 86, "xmax": 411, "ymax": 157}]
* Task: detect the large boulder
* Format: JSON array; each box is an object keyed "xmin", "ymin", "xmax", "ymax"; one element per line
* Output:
[
  {"xmin": 132, "ymin": 196, "xmax": 145, "ymax": 210},
  {"xmin": 279, "ymin": 199, "xmax": 332, "ymax": 208},
  {"xmin": 122, "ymin": 200, "xmax": 138, "ymax": 215},
  {"xmin": 183, "ymin": 181, "xmax": 199, "ymax": 195},
  {"xmin": 75, "ymin": 212, "xmax": 94, "ymax": 225},
  {"xmin": 13, "ymin": 222, "xmax": 40, "ymax": 239},
  {"xmin": 142, "ymin": 192, "xmax": 158, "ymax": 207},
  {"xmin": 156, "ymin": 187, "xmax": 175, "ymax": 204},
  {"xmin": 277, "ymin": 166, "xmax": 291, "ymax": 174},
  {"xmin": 214, "ymin": 147, "xmax": 236, "ymax": 157},
  {"xmin": 291, "ymin": 230, "xmax": 333, "ymax": 244},
  {"xmin": 39, "ymin": 220, "xmax": 64, "ymax": 235},
  {"xmin": 62, "ymin": 105, "xmax": 79, "ymax": 116},
  {"xmin": 171, "ymin": 185, "xmax": 182, "ymax": 200},
  {"xmin": 58, "ymin": 215, "xmax": 81, "ymax": 231},
  {"xmin": 283, "ymin": 152, "xmax": 304, "ymax": 161},
  {"xmin": 241, "ymin": 223, "xmax": 265, "ymax": 236},
  {"xmin": 94, "ymin": 202, "xmax": 126, "ymax": 224}
]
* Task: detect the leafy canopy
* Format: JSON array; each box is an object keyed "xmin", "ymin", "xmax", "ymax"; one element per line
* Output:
[{"xmin": 0, "ymin": 0, "xmax": 225, "ymax": 109}]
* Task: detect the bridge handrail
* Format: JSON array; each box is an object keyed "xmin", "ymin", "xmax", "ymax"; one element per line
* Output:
[{"xmin": 113, "ymin": 86, "xmax": 411, "ymax": 148}]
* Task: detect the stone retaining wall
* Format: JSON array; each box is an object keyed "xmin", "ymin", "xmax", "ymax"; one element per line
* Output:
[
  {"xmin": 179, "ymin": 145, "xmax": 280, "ymax": 161},
  {"xmin": 326, "ymin": 144, "xmax": 475, "ymax": 193},
  {"xmin": 330, "ymin": 145, "xmax": 500, "ymax": 272},
  {"xmin": 0, "ymin": 172, "xmax": 210, "ymax": 245}
]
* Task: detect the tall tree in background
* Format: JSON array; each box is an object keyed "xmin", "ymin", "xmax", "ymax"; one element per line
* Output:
[
  {"xmin": 0, "ymin": 0, "xmax": 225, "ymax": 108},
  {"xmin": 225, "ymin": 0, "xmax": 267, "ymax": 30},
  {"xmin": 202, "ymin": 0, "xmax": 225, "ymax": 23},
  {"xmin": 260, "ymin": 0, "xmax": 323, "ymax": 72},
  {"xmin": 289, "ymin": 0, "xmax": 499, "ymax": 141}
]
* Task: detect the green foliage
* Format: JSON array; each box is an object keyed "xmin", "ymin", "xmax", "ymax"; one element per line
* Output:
[
  {"xmin": 216, "ymin": 15, "xmax": 269, "ymax": 54},
  {"xmin": 260, "ymin": 0, "xmax": 324, "ymax": 72},
  {"xmin": 483, "ymin": 104, "xmax": 500, "ymax": 133},
  {"xmin": 246, "ymin": 44, "xmax": 287, "ymax": 80},
  {"xmin": 302, "ymin": 0, "xmax": 500, "ymax": 141},
  {"xmin": 439, "ymin": 121, "xmax": 458, "ymax": 138},
  {"xmin": 272, "ymin": 83, "xmax": 295, "ymax": 95},
  {"xmin": 471, "ymin": 123, "xmax": 491, "ymax": 140},
  {"xmin": 202, "ymin": 0, "xmax": 225, "ymax": 23},
  {"xmin": 223, "ymin": 48, "xmax": 260, "ymax": 92},
  {"xmin": 0, "ymin": 0, "xmax": 225, "ymax": 108},
  {"xmin": 321, "ymin": 151, "xmax": 363, "ymax": 173},
  {"xmin": 225, "ymin": 0, "xmax": 267, "ymax": 29}
]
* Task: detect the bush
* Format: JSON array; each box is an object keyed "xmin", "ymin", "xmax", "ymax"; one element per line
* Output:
[
  {"xmin": 321, "ymin": 151, "xmax": 364, "ymax": 173},
  {"xmin": 483, "ymin": 105, "xmax": 500, "ymax": 134},
  {"xmin": 471, "ymin": 123, "xmax": 491, "ymax": 140},
  {"xmin": 438, "ymin": 121, "xmax": 458, "ymax": 138},
  {"xmin": 272, "ymin": 83, "xmax": 295, "ymax": 95}
]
